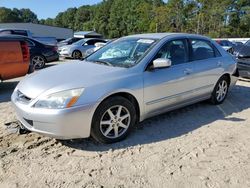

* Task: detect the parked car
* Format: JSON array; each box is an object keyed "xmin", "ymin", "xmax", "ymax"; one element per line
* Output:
[
  {"xmin": 234, "ymin": 40, "xmax": 250, "ymax": 78},
  {"xmin": 0, "ymin": 29, "xmax": 57, "ymax": 45},
  {"xmin": 234, "ymin": 41, "xmax": 244, "ymax": 46},
  {"xmin": 58, "ymin": 38, "xmax": 107, "ymax": 59},
  {"xmin": 24, "ymin": 37, "xmax": 59, "ymax": 69},
  {"xmin": 57, "ymin": 37, "xmax": 82, "ymax": 47},
  {"xmin": 12, "ymin": 33, "xmax": 238, "ymax": 143},
  {"xmin": 215, "ymin": 39, "xmax": 235, "ymax": 54},
  {"xmin": 0, "ymin": 36, "xmax": 32, "ymax": 81},
  {"xmin": 85, "ymin": 42, "xmax": 108, "ymax": 56}
]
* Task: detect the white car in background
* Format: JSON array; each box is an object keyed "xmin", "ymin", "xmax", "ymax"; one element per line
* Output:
[
  {"xmin": 85, "ymin": 42, "xmax": 107, "ymax": 56},
  {"xmin": 58, "ymin": 38, "xmax": 107, "ymax": 59}
]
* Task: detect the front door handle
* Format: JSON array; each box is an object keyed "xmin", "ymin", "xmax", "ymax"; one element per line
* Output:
[{"xmin": 184, "ymin": 68, "xmax": 192, "ymax": 75}]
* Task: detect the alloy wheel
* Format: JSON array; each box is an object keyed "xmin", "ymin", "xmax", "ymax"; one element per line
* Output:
[
  {"xmin": 216, "ymin": 80, "xmax": 228, "ymax": 102},
  {"xmin": 73, "ymin": 51, "xmax": 82, "ymax": 59},
  {"xmin": 100, "ymin": 105, "xmax": 131, "ymax": 139},
  {"xmin": 32, "ymin": 56, "xmax": 45, "ymax": 69}
]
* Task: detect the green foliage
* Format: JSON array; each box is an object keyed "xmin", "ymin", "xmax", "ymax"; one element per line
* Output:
[
  {"xmin": 0, "ymin": 7, "xmax": 38, "ymax": 23},
  {"xmin": 0, "ymin": 7, "xmax": 20, "ymax": 22},
  {"xmin": 0, "ymin": 0, "xmax": 250, "ymax": 38}
]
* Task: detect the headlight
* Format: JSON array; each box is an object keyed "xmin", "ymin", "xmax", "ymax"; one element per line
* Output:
[
  {"xmin": 61, "ymin": 48, "xmax": 68, "ymax": 52},
  {"xmin": 34, "ymin": 88, "xmax": 84, "ymax": 109}
]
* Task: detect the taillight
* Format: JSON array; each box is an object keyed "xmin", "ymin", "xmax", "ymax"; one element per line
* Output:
[{"xmin": 20, "ymin": 41, "xmax": 30, "ymax": 62}]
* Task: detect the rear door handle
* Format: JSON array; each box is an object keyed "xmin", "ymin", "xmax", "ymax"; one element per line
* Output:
[{"xmin": 184, "ymin": 68, "xmax": 192, "ymax": 75}]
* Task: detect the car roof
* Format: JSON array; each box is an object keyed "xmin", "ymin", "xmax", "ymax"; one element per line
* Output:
[
  {"xmin": 125, "ymin": 33, "xmax": 211, "ymax": 40},
  {"xmin": 0, "ymin": 28, "xmax": 29, "ymax": 31},
  {"xmin": 0, "ymin": 34, "xmax": 47, "ymax": 45},
  {"xmin": 76, "ymin": 38, "xmax": 107, "ymax": 43},
  {"xmin": 0, "ymin": 35, "xmax": 27, "ymax": 41}
]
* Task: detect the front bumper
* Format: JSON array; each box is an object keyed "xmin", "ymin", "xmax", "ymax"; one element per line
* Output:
[
  {"xmin": 59, "ymin": 50, "xmax": 71, "ymax": 58},
  {"xmin": 11, "ymin": 92, "xmax": 96, "ymax": 140}
]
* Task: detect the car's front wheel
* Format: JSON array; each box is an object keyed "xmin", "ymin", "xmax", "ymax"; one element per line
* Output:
[
  {"xmin": 72, "ymin": 50, "xmax": 82, "ymax": 59},
  {"xmin": 91, "ymin": 96, "xmax": 137, "ymax": 144},
  {"xmin": 211, "ymin": 76, "xmax": 229, "ymax": 104}
]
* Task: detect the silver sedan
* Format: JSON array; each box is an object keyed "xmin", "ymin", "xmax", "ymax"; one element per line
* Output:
[
  {"xmin": 12, "ymin": 33, "xmax": 238, "ymax": 143},
  {"xmin": 58, "ymin": 38, "xmax": 107, "ymax": 59}
]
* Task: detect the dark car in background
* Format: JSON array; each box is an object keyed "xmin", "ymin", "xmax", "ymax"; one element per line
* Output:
[
  {"xmin": 234, "ymin": 40, "xmax": 250, "ymax": 78},
  {"xmin": 215, "ymin": 39, "xmax": 235, "ymax": 54},
  {"xmin": 57, "ymin": 37, "xmax": 82, "ymax": 47},
  {"xmin": 24, "ymin": 37, "xmax": 59, "ymax": 69}
]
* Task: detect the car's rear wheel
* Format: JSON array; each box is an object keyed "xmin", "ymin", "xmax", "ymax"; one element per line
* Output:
[
  {"xmin": 91, "ymin": 96, "xmax": 137, "ymax": 144},
  {"xmin": 72, "ymin": 50, "xmax": 82, "ymax": 59},
  {"xmin": 31, "ymin": 55, "xmax": 46, "ymax": 69},
  {"xmin": 211, "ymin": 76, "xmax": 229, "ymax": 104}
]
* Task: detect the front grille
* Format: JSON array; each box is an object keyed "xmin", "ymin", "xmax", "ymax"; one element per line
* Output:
[
  {"xmin": 16, "ymin": 90, "xmax": 32, "ymax": 104},
  {"xmin": 238, "ymin": 62, "xmax": 250, "ymax": 67}
]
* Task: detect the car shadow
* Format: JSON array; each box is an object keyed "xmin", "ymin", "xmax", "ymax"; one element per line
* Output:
[{"xmin": 62, "ymin": 84, "xmax": 250, "ymax": 151}]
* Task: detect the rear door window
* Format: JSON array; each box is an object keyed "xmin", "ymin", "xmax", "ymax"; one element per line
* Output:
[{"xmin": 190, "ymin": 39, "xmax": 220, "ymax": 61}]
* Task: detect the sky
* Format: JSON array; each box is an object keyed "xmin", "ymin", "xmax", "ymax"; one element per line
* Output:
[{"xmin": 0, "ymin": 0, "xmax": 102, "ymax": 19}]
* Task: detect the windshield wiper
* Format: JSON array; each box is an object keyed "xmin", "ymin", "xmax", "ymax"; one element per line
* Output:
[{"xmin": 94, "ymin": 60, "xmax": 113, "ymax": 67}]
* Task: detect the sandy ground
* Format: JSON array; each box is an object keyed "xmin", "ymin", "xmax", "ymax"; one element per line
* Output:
[{"xmin": 1, "ymin": 66, "xmax": 250, "ymax": 187}]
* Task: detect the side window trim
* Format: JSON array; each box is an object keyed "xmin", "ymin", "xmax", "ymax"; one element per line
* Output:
[{"xmin": 209, "ymin": 41, "xmax": 222, "ymax": 57}]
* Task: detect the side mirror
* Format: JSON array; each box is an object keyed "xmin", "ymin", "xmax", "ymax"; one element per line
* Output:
[{"xmin": 152, "ymin": 58, "xmax": 172, "ymax": 69}]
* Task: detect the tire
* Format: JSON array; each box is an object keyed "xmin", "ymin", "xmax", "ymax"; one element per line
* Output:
[
  {"xmin": 210, "ymin": 75, "xmax": 229, "ymax": 105},
  {"xmin": 91, "ymin": 96, "xmax": 137, "ymax": 144},
  {"xmin": 72, "ymin": 50, "xmax": 82, "ymax": 59},
  {"xmin": 31, "ymin": 55, "xmax": 46, "ymax": 69}
]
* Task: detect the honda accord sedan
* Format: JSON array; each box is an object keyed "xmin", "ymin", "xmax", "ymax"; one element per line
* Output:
[{"xmin": 12, "ymin": 33, "xmax": 238, "ymax": 143}]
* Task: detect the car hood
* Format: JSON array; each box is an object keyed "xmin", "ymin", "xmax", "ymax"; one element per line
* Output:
[
  {"xmin": 17, "ymin": 61, "xmax": 126, "ymax": 99},
  {"xmin": 234, "ymin": 45, "xmax": 250, "ymax": 58}
]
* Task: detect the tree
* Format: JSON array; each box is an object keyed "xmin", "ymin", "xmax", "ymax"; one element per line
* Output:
[
  {"xmin": 1, "ymin": 0, "xmax": 249, "ymax": 38},
  {"xmin": 0, "ymin": 7, "xmax": 20, "ymax": 22},
  {"xmin": 18, "ymin": 8, "xmax": 38, "ymax": 23}
]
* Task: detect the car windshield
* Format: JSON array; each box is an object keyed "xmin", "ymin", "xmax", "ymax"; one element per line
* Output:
[
  {"xmin": 86, "ymin": 37, "xmax": 157, "ymax": 68},
  {"xmin": 61, "ymin": 38, "xmax": 72, "ymax": 42},
  {"xmin": 73, "ymin": 38, "xmax": 87, "ymax": 45},
  {"xmin": 246, "ymin": 40, "xmax": 250, "ymax": 46}
]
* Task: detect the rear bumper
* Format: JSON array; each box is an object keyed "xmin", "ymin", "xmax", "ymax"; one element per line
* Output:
[
  {"xmin": 46, "ymin": 53, "xmax": 59, "ymax": 63},
  {"xmin": 230, "ymin": 74, "xmax": 238, "ymax": 88}
]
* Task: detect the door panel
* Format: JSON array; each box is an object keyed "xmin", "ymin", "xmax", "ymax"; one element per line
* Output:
[
  {"xmin": 188, "ymin": 39, "xmax": 223, "ymax": 96},
  {"xmin": 143, "ymin": 63, "xmax": 196, "ymax": 116},
  {"xmin": 192, "ymin": 58, "xmax": 223, "ymax": 96},
  {"xmin": 143, "ymin": 38, "xmax": 200, "ymax": 116}
]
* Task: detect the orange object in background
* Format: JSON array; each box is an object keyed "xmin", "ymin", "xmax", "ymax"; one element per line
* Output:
[{"xmin": 0, "ymin": 39, "xmax": 30, "ymax": 81}]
